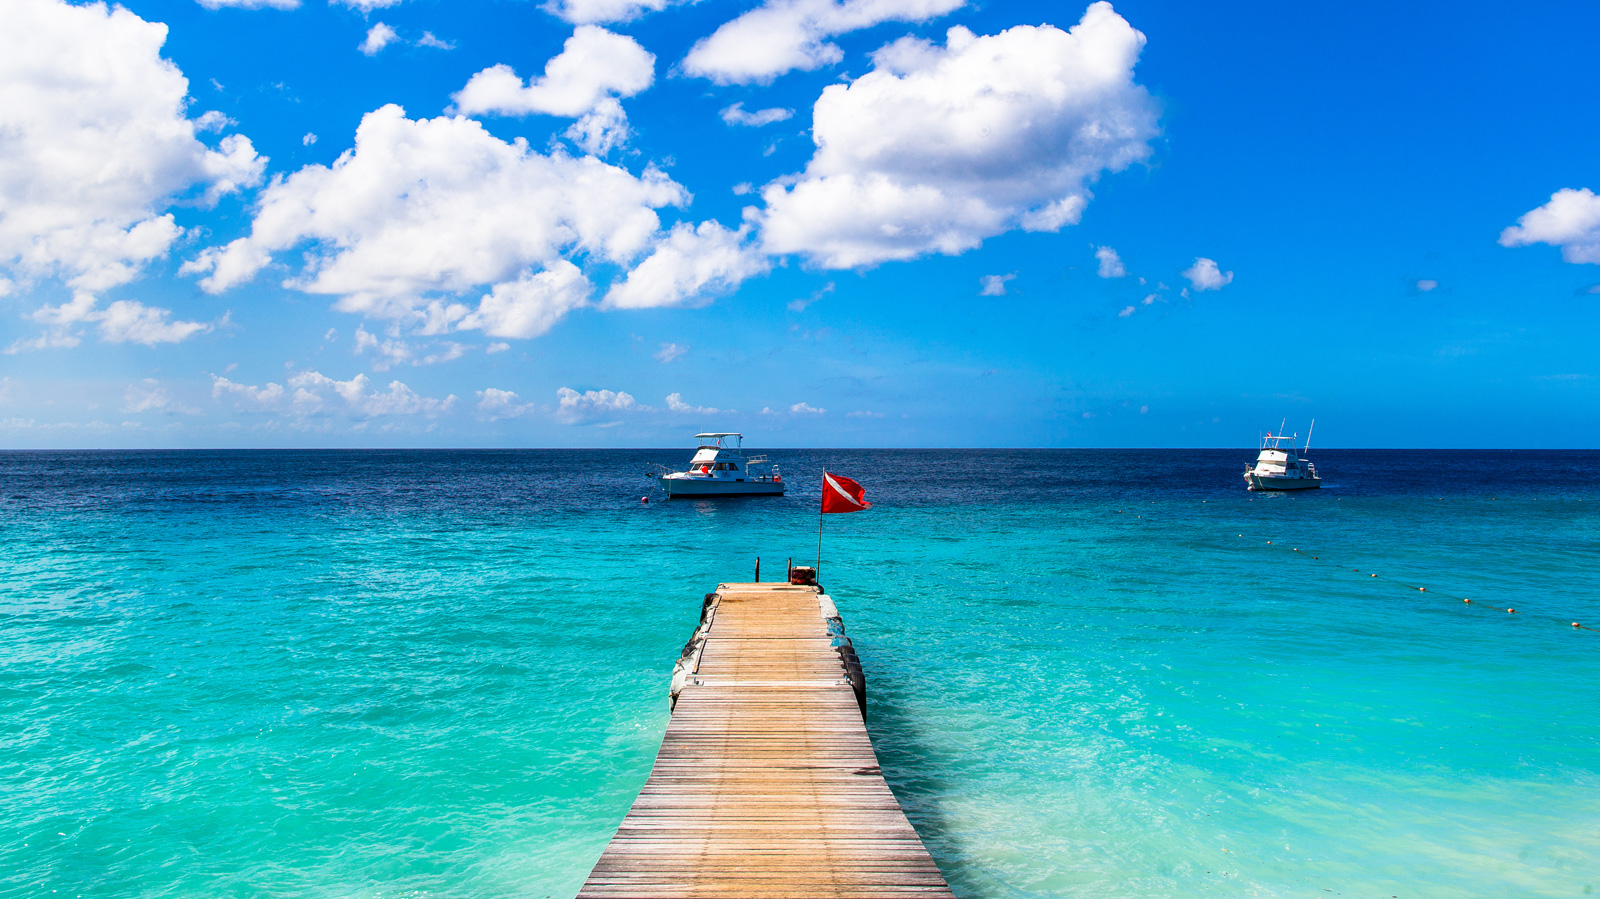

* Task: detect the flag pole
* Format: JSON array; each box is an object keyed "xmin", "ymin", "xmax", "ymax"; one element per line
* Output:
[{"xmin": 816, "ymin": 503, "xmax": 823, "ymax": 578}]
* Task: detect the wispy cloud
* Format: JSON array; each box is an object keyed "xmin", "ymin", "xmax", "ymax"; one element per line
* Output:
[
  {"xmin": 1094, "ymin": 245, "xmax": 1126, "ymax": 278},
  {"xmin": 979, "ymin": 273, "xmax": 1016, "ymax": 296},
  {"xmin": 124, "ymin": 379, "xmax": 199, "ymax": 415},
  {"xmin": 666, "ymin": 392, "xmax": 730, "ymax": 414},
  {"xmin": 788, "ymin": 282, "xmax": 834, "ymax": 312},
  {"xmin": 720, "ymin": 103, "xmax": 794, "ymax": 126}
]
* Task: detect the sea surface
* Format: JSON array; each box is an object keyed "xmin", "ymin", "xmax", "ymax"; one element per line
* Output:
[{"xmin": 2, "ymin": 449, "xmax": 1597, "ymax": 899}]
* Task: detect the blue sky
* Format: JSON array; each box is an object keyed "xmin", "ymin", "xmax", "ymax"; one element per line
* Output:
[{"xmin": 2, "ymin": 0, "xmax": 1597, "ymax": 448}]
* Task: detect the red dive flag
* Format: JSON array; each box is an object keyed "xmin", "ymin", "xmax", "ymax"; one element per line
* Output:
[{"xmin": 821, "ymin": 472, "xmax": 872, "ymax": 514}]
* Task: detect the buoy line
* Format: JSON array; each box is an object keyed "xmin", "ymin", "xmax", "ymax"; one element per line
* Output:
[
  {"xmin": 1252, "ymin": 538, "xmax": 1598, "ymax": 637},
  {"xmin": 1105, "ymin": 506, "xmax": 1596, "ymax": 639}
]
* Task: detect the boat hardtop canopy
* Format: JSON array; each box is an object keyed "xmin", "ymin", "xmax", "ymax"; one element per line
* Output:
[
  {"xmin": 680, "ymin": 432, "xmax": 776, "ymax": 473},
  {"xmin": 690, "ymin": 433, "xmax": 748, "ymax": 465}
]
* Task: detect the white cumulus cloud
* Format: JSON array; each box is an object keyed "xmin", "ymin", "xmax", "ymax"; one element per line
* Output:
[
  {"xmin": 1095, "ymin": 245, "xmax": 1126, "ymax": 278},
  {"xmin": 360, "ymin": 22, "xmax": 398, "ymax": 55},
  {"xmin": 0, "ymin": 0, "xmax": 265, "ymax": 292},
  {"xmin": 183, "ymin": 104, "xmax": 692, "ymax": 336},
  {"xmin": 556, "ymin": 387, "xmax": 641, "ymax": 422},
  {"xmin": 313, "ymin": 373, "xmax": 455, "ymax": 416},
  {"xmin": 8, "ymin": 292, "xmax": 211, "ymax": 352},
  {"xmin": 1416, "ymin": 279, "xmax": 1439, "ymax": 292},
  {"xmin": 757, "ymin": 3, "xmax": 1159, "ymax": 268},
  {"xmin": 563, "ymin": 98, "xmax": 632, "ymax": 156},
  {"xmin": 604, "ymin": 222, "xmax": 769, "ymax": 309},
  {"xmin": 542, "ymin": 0, "xmax": 674, "ymax": 25},
  {"xmin": 212, "ymin": 371, "xmax": 455, "ymax": 417},
  {"xmin": 211, "ymin": 375, "xmax": 286, "ymax": 407},
  {"xmin": 453, "ymin": 27, "xmax": 653, "ymax": 154},
  {"xmin": 457, "ymin": 261, "xmax": 591, "ymax": 339},
  {"xmin": 655, "ymin": 342, "xmax": 688, "ymax": 362},
  {"xmin": 1499, "ymin": 188, "xmax": 1600, "ymax": 264},
  {"xmin": 453, "ymin": 27, "xmax": 654, "ymax": 118},
  {"xmin": 790, "ymin": 402, "xmax": 825, "ymax": 414},
  {"xmin": 354, "ymin": 325, "xmax": 412, "ymax": 370},
  {"xmin": 353, "ymin": 327, "xmax": 463, "ymax": 370},
  {"xmin": 1182, "ymin": 257, "xmax": 1233, "ymax": 291},
  {"xmin": 684, "ymin": 0, "xmax": 965, "ymax": 85},
  {"xmin": 99, "ymin": 299, "xmax": 213, "ymax": 345},
  {"xmin": 476, "ymin": 387, "xmax": 537, "ymax": 419}
]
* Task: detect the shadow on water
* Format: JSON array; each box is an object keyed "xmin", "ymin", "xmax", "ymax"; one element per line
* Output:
[{"xmin": 864, "ymin": 655, "xmax": 996, "ymax": 899}]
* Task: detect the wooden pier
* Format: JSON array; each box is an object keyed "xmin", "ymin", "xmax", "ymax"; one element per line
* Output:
[{"xmin": 577, "ymin": 582, "xmax": 954, "ymax": 899}]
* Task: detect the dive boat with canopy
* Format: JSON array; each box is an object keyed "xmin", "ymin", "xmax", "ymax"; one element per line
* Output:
[
  {"xmin": 654, "ymin": 433, "xmax": 784, "ymax": 497},
  {"xmin": 1244, "ymin": 421, "xmax": 1322, "ymax": 491}
]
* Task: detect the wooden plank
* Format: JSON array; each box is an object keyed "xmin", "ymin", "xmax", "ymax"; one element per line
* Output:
[{"xmin": 576, "ymin": 582, "xmax": 954, "ymax": 899}]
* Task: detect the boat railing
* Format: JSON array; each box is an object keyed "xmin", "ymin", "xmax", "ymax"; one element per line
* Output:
[{"xmin": 742, "ymin": 463, "xmax": 782, "ymax": 483}]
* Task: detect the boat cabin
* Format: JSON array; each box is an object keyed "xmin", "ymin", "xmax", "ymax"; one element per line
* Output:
[
  {"xmin": 1252, "ymin": 435, "xmax": 1306, "ymax": 475},
  {"xmin": 688, "ymin": 433, "xmax": 761, "ymax": 480}
]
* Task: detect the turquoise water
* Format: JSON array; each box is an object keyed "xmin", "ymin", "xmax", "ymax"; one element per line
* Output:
[{"xmin": 3, "ymin": 450, "xmax": 1597, "ymax": 898}]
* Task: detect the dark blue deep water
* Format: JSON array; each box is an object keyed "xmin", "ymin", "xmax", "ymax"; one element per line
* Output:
[{"xmin": 3, "ymin": 449, "xmax": 1598, "ymax": 898}]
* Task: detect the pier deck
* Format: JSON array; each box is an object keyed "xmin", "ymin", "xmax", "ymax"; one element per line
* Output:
[{"xmin": 577, "ymin": 582, "xmax": 954, "ymax": 899}]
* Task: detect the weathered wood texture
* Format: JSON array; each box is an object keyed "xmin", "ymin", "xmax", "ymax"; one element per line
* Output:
[{"xmin": 577, "ymin": 582, "xmax": 954, "ymax": 899}]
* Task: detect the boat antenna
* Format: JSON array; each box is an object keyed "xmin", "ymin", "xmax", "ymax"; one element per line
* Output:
[
  {"xmin": 1278, "ymin": 418, "xmax": 1286, "ymax": 439},
  {"xmin": 1305, "ymin": 419, "xmax": 1315, "ymax": 452}
]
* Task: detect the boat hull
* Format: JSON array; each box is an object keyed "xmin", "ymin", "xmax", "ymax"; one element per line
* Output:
[
  {"xmin": 1245, "ymin": 474, "xmax": 1321, "ymax": 491},
  {"xmin": 659, "ymin": 476, "xmax": 784, "ymax": 497}
]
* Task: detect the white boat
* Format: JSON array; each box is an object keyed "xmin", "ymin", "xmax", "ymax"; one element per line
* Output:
[
  {"xmin": 655, "ymin": 433, "xmax": 785, "ymax": 498},
  {"xmin": 1244, "ymin": 422, "xmax": 1321, "ymax": 491}
]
